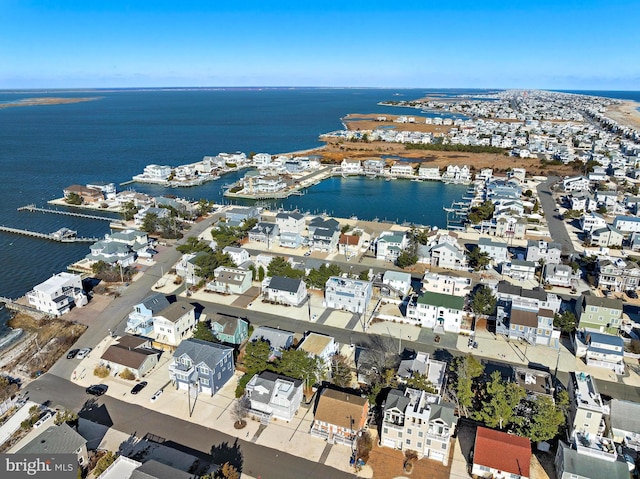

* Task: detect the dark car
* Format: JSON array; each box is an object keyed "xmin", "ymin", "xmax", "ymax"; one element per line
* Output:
[
  {"xmin": 86, "ymin": 384, "xmax": 108, "ymax": 396},
  {"xmin": 627, "ymin": 290, "xmax": 638, "ymax": 299},
  {"xmin": 130, "ymin": 381, "xmax": 148, "ymax": 395},
  {"xmin": 66, "ymin": 349, "xmax": 80, "ymax": 359}
]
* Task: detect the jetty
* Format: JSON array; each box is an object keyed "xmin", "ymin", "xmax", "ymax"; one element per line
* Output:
[
  {"xmin": 18, "ymin": 204, "xmax": 119, "ymax": 222},
  {"xmin": 0, "ymin": 226, "xmax": 99, "ymax": 243}
]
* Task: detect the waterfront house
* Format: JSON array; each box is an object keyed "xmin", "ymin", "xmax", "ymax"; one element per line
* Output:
[
  {"xmin": 26, "ymin": 272, "xmax": 88, "ymax": 317},
  {"xmin": 18, "ymin": 423, "xmax": 88, "ymax": 467},
  {"xmin": 341, "ymin": 158, "xmax": 363, "ymax": 174},
  {"xmin": 279, "ymin": 231, "xmax": 304, "ymax": 249},
  {"xmin": 597, "ymin": 257, "xmax": 640, "ymax": 293},
  {"xmin": 397, "ymin": 351, "xmax": 447, "ymax": 394},
  {"xmin": 544, "ymin": 263, "xmax": 573, "ymax": 287},
  {"xmin": 418, "ymin": 166, "xmax": 441, "ymax": 180},
  {"xmin": 275, "ymin": 211, "xmax": 306, "ymax": 234},
  {"xmin": 363, "ymin": 159, "xmax": 386, "ymax": 175},
  {"xmin": 526, "ymin": 239, "xmax": 562, "ymax": 264},
  {"xmin": 175, "ymin": 251, "xmax": 208, "ymax": 285},
  {"xmin": 249, "ymin": 326, "xmax": 294, "ymax": 359},
  {"xmin": 308, "ymin": 217, "xmax": 341, "ymax": 253},
  {"xmin": 575, "ymin": 294, "xmax": 623, "ymax": 334},
  {"xmin": 380, "ymin": 388, "xmax": 456, "ymax": 464},
  {"xmin": 588, "ymin": 225, "xmax": 624, "ymax": 247},
  {"xmin": 441, "ymin": 164, "xmax": 471, "ymax": 183},
  {"xmin": 471, "ymin": 427, "xmax": 530, "ymax": 479},
  {"xmin": 253, "ymin": 152, "xmax": 272, "ymax": 167},
  {"xmin": 310, "ymin": 388, "xmax": 369, "ymax": 446},
  {"xmin": 225, "ymin": 206, "xmax": 259, "ymax": 224},
  {"xmin": 421, "ymin": 272, "xmax": 471, "ymax": 297},
  {"xmin": 375, "ymin": 231, "xmax": 408, "ymax": 262},
  {"xmin": 324, "ymin": 276, "xmax": 372, "ymax": 314},
  {"xmin": 169, "ymin": 338, "xmax": 235, "ymax": 396},
  {"xmin": 261, "ymin": 275, "xmax": 307, "ymax": 307},
  {"xmin": 405, "ymin": 291, "xmax": 464, "ymax": 333},
  {"xmin": 205, "ymin": 266, "xmax": 252, "ymax": 295},
  {"xmin": 100, "ymin": 335, "xmax": 159, "ymax": 379},
  {"xmin": 502, "ymin": 259, "xmax": 537, "ymax": 282},
  {"xmin": 389, "ymin": 163, "xmax": 414, "ymax": 177},
  {"xmin": 494, "ymin": 216, "xmax": 527, "ymax": 239},
  {"xmin": 606, "ymin": 399, "xmax": 640, "ymax": 451},
  {"xmin": 63, "ymin": 184, "xmax": 105, "ymax": 204},
  {"xmin": 382, "ymin": 270, "xmax": 412, "ymax": 298},
  {"xmin": 133, "ymin": 206, "xmax": 170, "ymax": 227},
  {"xmin": 248, "ymin": 222, "xmax": 279, "ymax": 247},
  {"xmin": 574, "ymin": 330, "xmax": 625, "ymax": 375},
  {"xmin": 209, "ymin": 313, "xmax": 248, "ymax": 345},
  {"xmin": 86, "ymin": 239, "xmax": 135, "ymax": 266},
  {"xmin": 138, "ymin": 164, "xmax": 172, "ymax": 182},
  {"xmin": 245, "ymin": 371, "xmax": 304, "ymax": 423},
  {"xmin": 580, "ymin": 212, "xmax": 607, "ymax": 233},
  {"xmin": 152, "ymin": 302, "xmax": 197, "ymax": 349},
  {"xmin": 338, "ymin": 234, "xmax": 361, "ymax": 258},
  {"xmin": 478, "ymin": 237, "xmax": 509, "ymax": 265},
  {"xmin": 222, "ymin": 246, "xmax": 250, "ymax": 267},
  {"xmin": 126, "ymin": 293, "xmax": 170, "ymax": 335}
]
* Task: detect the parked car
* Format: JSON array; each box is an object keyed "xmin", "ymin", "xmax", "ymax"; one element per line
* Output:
[
  {"xmin": 86, "ymin": 384, "xmax": 108, "ymax": 396},
  {"xmin": 627, "ymin": 290, "xmax": 638, "ymax": 299},
  {"xmin": 150, "ymin": 389, "xmax": 163, "ymax": 402},
  {"xmin": 76, "ymin": 348, "xmax": 92, "ymax": 360},
  {"xmin": 66, "ymin": 349, "xmax": 80, "ymax": 359},
  {"xmin": 130, "ymin": 381, "xmax": 148, "ymax": 395}
]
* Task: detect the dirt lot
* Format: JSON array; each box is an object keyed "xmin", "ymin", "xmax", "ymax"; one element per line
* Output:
[{"xmin": 367, "ymin": 440, "xmax": 454, "ymax": 479}]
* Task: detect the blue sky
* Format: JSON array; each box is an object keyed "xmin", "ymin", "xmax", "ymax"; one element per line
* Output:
[{"xmin": 1, "ymin": 0, "xmax": 638, "ymax": 89}]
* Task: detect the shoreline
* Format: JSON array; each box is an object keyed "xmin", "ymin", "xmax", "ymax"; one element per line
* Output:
[{"xmin": 605, "ymin": 99, "xmax": 640, "ymax": 131}]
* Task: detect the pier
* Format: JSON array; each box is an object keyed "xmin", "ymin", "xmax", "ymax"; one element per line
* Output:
[
  {"xmin": 0, "ymin": 226, "xmax": 99, "ymax": 243},
  {"xmin": 18, "ymin": 204, "xmax": 120, "ymax": 222}
]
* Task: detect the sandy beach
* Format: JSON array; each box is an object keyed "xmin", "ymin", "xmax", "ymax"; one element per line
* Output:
[
  {"xmin": 0, "ymin": 97, "xmax": 100, "ymax": 109},
  {"xmin": 605, "ymin": 99, "xmax": 640, "ymax": 130}
]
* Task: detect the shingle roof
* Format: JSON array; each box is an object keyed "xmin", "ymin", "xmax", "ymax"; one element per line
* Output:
[
  {"xmin": 156, "ymin": 302, "xmax": 195, "ymax": 323},
  {"xmin": 18, "ymin": 423, "xmax": 86, "ymax": 455},
  {"xmin": 101, "ymin": 344, "xmax": 157, "ymax": 370},
  {"xmin": 267, "ymin": 276, "xmax": 303, "ymax": 294},
  {"xmin": 559, "ymin": 442, "xmax": 629, "ymax": 479},
  {"xmin": 383, "ymin": 389, "xmax": 410, "ymax": 414},
  {"xmin": 314, "ymin": 388, "xmax": 368, "ymax": 429},
  {"xmin": 473, "ymin": 427, "xmax": 530, "ymax": 477},
  {"xmin": 582, "ymin": 293, "xmax": 623, "ymax": 311},
  {"xmin": 608, "ymin": 398, "xmax": 640, "ymax": 435},
  {"xmin": 510, "ymin": 308, "xmax": 538, "ymax": 327},
  {"xmin": 140, "ymin": 293, "xmax": 170, "ymax": 314},
  {"xmin": 172, "ymin": 338, "xmax": 233, "ymax": 370},
  {"xmin": 429, "ymin": 402, "xmax": 457, "ymax": 427},
  {"xmin": 249, "ymin": 326, "xmax": 294, "ymax": 351}
]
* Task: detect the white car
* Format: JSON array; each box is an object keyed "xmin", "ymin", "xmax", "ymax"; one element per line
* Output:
[
  {"xmin": 76, "ymin": 348, "xmax": 92, "ymax": 360},
  {"xmin": 150, "ymin": 390, "xmax": 163, "ymax": 402}
]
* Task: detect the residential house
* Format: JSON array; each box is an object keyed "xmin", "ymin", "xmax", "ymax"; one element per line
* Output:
[
  {"xmin": 496, "ymin": 281, "xmax": 562, "ymax": 314},
  {"xmin": 297, "ymin": 333, "xmax": 337, "ymax": 376},
  {"xmin": 249, "ymin": 326, "xmax": 295, "ymax": 359},
  {"xmin": 152, "ymin": 302, "xmax": 197, "ymax": 349},
  {"xmin": 133, "ymin": 206, "xmax": 170, "ymax": 227},
  {"xmin": 575, "ymin": 294, "xmax": 623, "ymax": 334},
  {"xmin": 209, "ymin": 313, "xmax": 249, "ymax": 345},
  {"xmin": 613, "ymin": 215, "xmax": 640, "ymax": 234},
  {"xmin": 502, "ymin": 259, "xmax": 537, "ymax": 281},
  {"xmin": 420, "ymin": 232, "xmax": 468, "ymax": 270},
  {"xmin": 471, "ymin": 427, "xmax": 531, "ymax": 479},
  {"xmin": 205, "ymin": 266, "xmax": 252, "ymax": 295},
  {"xmin": 248, "ymin": 222, "xmax": 279, "ymax": 248},
  {"xmin": 478, "ymin": 237, "xmax": 509, "ymax": 264},
  {"xmin": 338, "ymin": 234, "xmax": 361, "ymax": 258},
  {"xmin": 405, "ymin": 291, "xmax": 464, "ymax": 333},
  {"xmin": 397, "ymin": 351, "xmax": 447, "ymax": 394},
  {"xmin": 580, "ymin": 212, "xmax": 607, "ymax": 233},
  {"xmin": 275, "ymin": 211, "xmax": 306, "ymax": 234},
  {"xmin": 26, "ymin": 272, "xmax": 88, "ymax": 317},
  {"xmin": 100, "ymin": 335, "xmax": 159, "ymax": 379},
  {"xmin": 380, "ymin": 388, "xmax": 457, "ymax": 464},
  {"xmin": 126, "ymin": 293, "xmax": 170, "ymax": 335},
  {"xmin": 382, "ymin": 270, "xmax": 412, "ymax": 298},
  {"xmin": 245, "ymin": 371, "xmax": 304, "ymax": 422},
  {"xmin": 308, "ymin": 217, "xmax": 340, "ymax": 253},
  {"xmin": 526, "ymin": 240, "xmax": 562, "ymax": 264},
  {"xmin": 421, "ymin": 272, "xmax": 471, "ymax": 297},
  {"xmin": 389, "ymin": 163, "xmax": 414, "ymax": 177},
  {"xmin": 324, "ymin": 277, "xmax": 373, "ymax": 314},
  {"xmin": 86, "ymin": 238, "xmax": 136, "ymax": 266},
  {"xmin": 570, "ymin": 191, "xmax": 597, "ymax": 212},
  {"xmin": 310, "ymin": 388, "xmax": 369, "ymax": 446},
  {"xmin": 555, "ymin": 441, "xmax": 630, "ymax": 479},
  {"xmin": 225, "ymin": 206, "xmax": 259, "ymax": 224},
  {"xmin": 574, "ymin": 331, "xmax": 625, "ymax": 375},
  {"xmin": 63, "ymin": 184, "xmax": 104, "ymax": 203},
  {"xmin": 175, "ymin": 251, "xmax": 208, "ymax": 285},
  {"xmin": 418, "ymin": 166, "xmax": 441, "ymax": 180},
  {"xmin": 597, "ymin": 258, "xmax": 640, "ymax": 293},
  {"xmin": 544, "ymin": 263, "xmax": 573, "ymax": 287},
  {"xmin": 513, "ymin": 366, "xmax": 554, "ymax": 400},
  {"xmin": 222, "ymin": 246, "xmax": 250, "ymax": 267},
  {"xmin": 562, "ymin": 176, "xmax": 590, "ymax": 192},
  {"xmin": 376, "ymin": 231, "xmax": 408, "ymax": 262},
  {"xmin": 169, "ymin": 338, "xmax": 235, "ymax": 396},
  {"xmin": 494, "ymin": 216, "xmax": 527, "ymax": 239},
  {"xmin": 588, "ymin": 225, "xmax": 624, "ymax": 247},
  {"xmin": 262, "ymin": 276, "xmax": 307, "ymax": 306},
  {"xmin": 606, "ymin": 399, "xmax": 640, "ymax": 451},
  {"xmin": 253, "ymin": 152, "xmax": 272, "ymax": 167},
  {"xmin": 363, "ymin": 158, "xmax": 385, "ymax": 175},
  {"xmin": 279, "ymin": 231, "xmax": 304, "ymax": 249},
  {"xmin": 497, "ymin": 303, "xmax": 555, "ymax": 346},
  {"xmin": 341, "ymin": 158, "xmax": 363, "ymax": 174},
  {"xmin": 18, "ymin": 423, "xmax": 88, "ymax": 467}
]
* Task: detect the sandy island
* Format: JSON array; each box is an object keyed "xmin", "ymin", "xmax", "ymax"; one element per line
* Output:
[{"xmin": 0, "ymin": 97, "xmax": 100, "ymax": 109}]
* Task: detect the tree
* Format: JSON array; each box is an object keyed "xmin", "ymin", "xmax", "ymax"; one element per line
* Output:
[
  {"xmin": 404, "ymin": 372, "xmax": 437, "ymax": 393},
  {"xmin": 396, "ymin": 251, "xmax": 418, "ymax": 268},
  {"xmin": 467, "ymin": 247, "xmax": 491, "ymax": 271},
  {"xmin": 92, "ymin": 451, "xmax": 117, "ymax": 477},
  {"xmin": 54, "ymin": 409, "xmax": 79, "ymax": 428},
  {"xmin": 330, "ymin": 354, "xmax": 353, "ymax": 388},
  {"xmin": 0, "ymin": 375, "xmax": 18, "ymax": 402},
  {"xmin": 554, "ymin": 311, "xmax": 577, "ymax": 334},
  {"xmin": 120, "ymin": 201, "xmax": 139, "ymax": 221},
  {"xmin": 275, "ymin": 349, "xmax": 325, "ymax": 393},
  {"xmin": 474, "ymin": 371, "xmax": 525, "ymax": 430},
  {"xmin": 241, "ymin": 340, "xmax": 271, "ymax": 374},
  {"xmin": 231, "ymin": 395, "xmax": 250, "ymax": 428},
  {"xmin": 196, "ymin": 198, "xmax": 215, "ymax": 217},
  {"xmin": 523, "ymin": 189, "xmax": 533, "ymax": 197},
  {"xmin": 257, "ymin": 265, "xmax": 265, "ymax": 282},
  {"xmin": 358, "ymin": 269, "xmax": 370, "ymax": 281},
  {"xmin": 467, "ymin": 201, "xmax": 495, "ymax": 224},
  {"xmin": 141, "ymin": 212, "xmax": 159, "ymax": 233},
  {"xmin": 177, "ymin": 237, "xmax": 212, "ymax": 254},
  {"xmin": 193, "ymin": 321, "xmax": 217, "ymax": 342},
  {"xmin": 306, "ymin": 263, "xmax": 342, "ymax": 289},
  {"xmin": 471, "ymin": 285, "xmax": 497, "ymax": 318},
  {"xmin": 194, "ymin": 251, "xmax": 235, "ymax": 280},
  {"xmin": 520, "ymin": 395, "xmax": 566, "ymax": 441},
  {"xmin": 266, "ymin": 256, "xmax": 303, "ymax": 279},
  {"xmin": 119, "ymin": 368, "xmax": 136, "ymax": 380},
  {"xmin": 447, "ymin": 354, "xmax": 484, "ymax": 417},
  {"xmin": 218, "ymin": 462, "xmax": 240, "ymax": 479},
  {"xmin": 65, "ymin": 191, "xmax": 83, "ymax": 205}
]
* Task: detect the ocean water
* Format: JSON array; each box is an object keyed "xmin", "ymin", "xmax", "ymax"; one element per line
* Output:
[{"xmin": 0, "ymin": 87, "xmax": 638, "ymax": 336}]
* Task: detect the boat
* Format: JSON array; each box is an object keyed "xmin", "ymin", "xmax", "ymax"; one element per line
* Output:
[{"xmin": 51, "ymin": 228, "xmax": 77, "ymax": 241}]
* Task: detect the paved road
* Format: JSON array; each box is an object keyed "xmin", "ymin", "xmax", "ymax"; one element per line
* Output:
[
  {"xmin": 25, "ymin": 374, "xmax": 356, "ymax": 479},
  {"xmin": 536, "ymin": 176, "xmax": 575, "ymax": 255}
]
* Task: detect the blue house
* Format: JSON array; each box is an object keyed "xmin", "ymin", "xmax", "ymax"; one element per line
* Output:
[
  {"xmin": 126, "ymin": 293, "xmax": 170, "ymax": 335},
  {"xmin": 210, "ymin": 313, "xmax": 249, "ymax": 345},
  {"xmin": 169, "ymin": 338, "xmax": 235, "ymax": 396}
]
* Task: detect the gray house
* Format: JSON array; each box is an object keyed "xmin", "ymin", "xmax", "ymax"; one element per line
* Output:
[
  {"xmin": 169, "ymin": 339, "xmax": 235, "ymax": 396},
  {"xmin": 245, "ymin": 371, "xmax": 304, "ymax": 422},
  {"xmin": 18, "ymin": 423, "xmax": 88, "ymax": 467},
  {"xmin": 126, "ymin": 293, "xmax": 170, "ymax": 336},
  {"xmin": 249, "ymin": 326, "xmax": 295, "ymax": 359}
]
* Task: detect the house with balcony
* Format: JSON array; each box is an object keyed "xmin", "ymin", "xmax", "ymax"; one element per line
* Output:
[
  {"xmin": 555, "ymin": 441, "xmax": 630, "ymax": 479},
  {"xmin": 126, "ymin": 293, "xmax": 170, "ymax": 336},
  {"xmin": 405, "ymin": 291, "xmax": 464, "ymax": 333},
  {"xmin": 341, "ymin": 158, "xmax": 363, "ymax": 174},
  {"xmin": 152, "ymin": 302, "xmax": 197, "ymax": 349},
  {"xmin": 501, "ymin": 259, "xmax": 537, "ymax": 281},
  {"xmin": 418, "ymin": 166, "xmax": 441, "ymax": 180},
  {"xmin": 380, "ymin": 388, "xmax": 456, "ymax": 464},
  {"xmin": 575, "ymin": 294, "xmax": 623, "ymax": 334},
  {"xmin": 249, "ymin": 326, "xmax": 294, "ymax": 359},
  {"xmin": 310, "ymin": 388, "xmax": 369, "ymax": 447},
  {"xmin": 376, "ymin": 231, "xmax": 408, "ymax": 262},
  {"xmin": 569, "ymin": 191, "xmax": 597, "ymax": 212},
  {"xmin": 606, "ymin": 399, "xmax": 640, "ymax": 452},
  {"xmin": 275, "ymin": 211, "xmax": 306, "ymax": 234},
  {"xmin": 363, "ymin": 159, "xmax": 385, "ymax": 175},
  {"xmin": 338, "ymin": 234, "xmax": 361, "ymax": 258},
  {"xmin": 580, "ymin": 212, "xmax": 607, "ymax": 233},
  {"xmin": 169, "ymin": 338, "xmax": 234, "ymax": 396},
  {"xmin": 86, "ymin": 239, "xmax": 136, "ymax": 266},
  {"xmin": 494, "ymin": 215, "xmax": 527, "ymax": 239},
  {"xmin": 245, "ymin": 371, "xmax": 304, "ymax": 423},
  {"xmin": 544, "ymin": 263, "xmax": 573, "ymax": 287},
  {"xmin": 390, "ymin": 163, "xmax": 414, "ymax": 177},
  {"xmin": 513, "ymin": 366, "xmax": 554, "ymax": 400},
  {"xmin": 588, "ymin": 225, "xmax": 624, "ymax": 248},
  {"xmin": 175, "ymin": 251, "xmax": 208, "ymax": 285},
  {"xmin": 478, "ymin": 237, "xmax": 509, "ymax": 265},
  {"xmin": 574, "ymin": 331, "xmax": 625, "ymax": 375},
  {"xmin": 420, "ymin": 272, "xmax": 471, "ymax": 297},
  {"xmin": 596, "ymin": 258, "xmax": 640, "ymax": 293},
  {"xmin": 248, "ymin": 222, "xmax": 279, "ymax": 247},
  {"xmin": 262, "ymin": 276, "xmax": 307, "ymax": 306},
  {"xmin": 397, "ymin": 351, "xmax": 447, "ymax": 395},
  {"xmin": 297, "ymin": 333, "xmax": 337, "ymax": 376},
  {"xmin": 420, "ymin": 232, "xmax": 468, "ymax": 270},
  {"xmin": 496, "ymin": 281, "xmax": 562, "ymax": 314},
  {"xmin": 563, "ymin": 175, "xmax": 590, "ymax": 192},
  {"xmin": 526, "ymin": 240, "xmax": 562, "ymax": 264},
  {"xmin": 472, "ymin": 427, "xmax": 531, "ymax": 479},
  {"xmin": 613, "ymin": 214, "xmax": 640, "ymax": 234},
  {"xmin": 63, "ymin": 184, "xmax": 105, "ymax": 204},
  {"xmin": 497, "ymin": 302, "xmax": 555, "ymax": 346},
  {"xmin": 381, "ymin": 270, "xmax": 412, "ymax": 298},
  {"xmin": 225, "ymin": 206, "xmax": 259, "ymax": 225},
  {"xmin": 308, "ymin": 217, "xmax": 341, "ymax": 253},
  {"xmin": 26, "ymin": 272, "xmax": 87, "ymax": 317},
  {"xmin": 324, "ymin": 277, "xmax": 372, "ymax": 314},
  {"xmin": 209, "ymin": 313, "xmax": 248, "ymax": 345},
  {"xmin": 205, "ymin": 266, "xmax": 252, "ymax": 295}
]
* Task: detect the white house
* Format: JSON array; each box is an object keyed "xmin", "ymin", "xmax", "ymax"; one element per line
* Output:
[
  {"xmin": 262, "ymin": 276, "xmax": 307, "ymax": 306},
  {"xmin": 341, "ymin": 159, "xmax": 363, "ymax": 174},
  {"xmin": 222, "ymin": 246, "xmax": 250, "ymax": 267},
  {"xmin": 152, "ymin": 302, "xmax": 197, "ymax": 349},
  {"xmin": 26, "ymin": 272, "xmax": 88, "ymax": 317},
  {"xmin": 382, "ymin": 270, "xmax": 412, "ymax": 298},
  {"xmin": 613, "ymin": 215, "xmax": 640, "ymax": 233},
  {"xmin": 205, "ymin": 266, "xmax": 253, "ymax": 295},
  {"xmin": 563, "ymin": 176, "xmax": 590, "ymax": 192},
  {"xmin": 376, "ymin": 231, "xmax": 408, "ymax": 262},
  {"xmin": 580, "ymin": 212, "xmax": 607, "ymax": 233},
  {"xmin": 275, "ymin": 212, "xmax": 306, "ymax": 234},
  {"xmin": 478, "ymin": 237, "xmax": 509, "ymax": 264},
  {"xmin": 405, "ymin": 291, "xmax": 464, "ymax": 333},
  {"xmin": 526, "ymin": 240, "xmax": 562, "ymax": 264},
  {"xmin": 389, "ymin": 163, "xmax": 414, "ymax": 177},
  {"xmin": 245, "ymin": 371, "xmax": 304, "ymax": 422},
  {"xmin": 418, "ymin": 166, "xmax": 441, "ymax": 180},
  {"xmin": 421, "ymin": 272, "xmax": 471, "ymax": 296},
  {"xmin": 574, "ymin": 331, "xmax": 625, "ymax": 375},
  {"xmin": 324, "ymin": 277, "xmax": 372, "ymax": 314},
  {"xmin": 253, "ymin": 153, "xmax": 272, "ymax": 167}
]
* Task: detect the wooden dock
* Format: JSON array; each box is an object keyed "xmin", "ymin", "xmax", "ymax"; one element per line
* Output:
[
  {"xmin": 18, "ymin": 204, "xmax": 120, "ymax": 222},
  {"xmin": 0, "ymin": 226, "xmax": 99, "ymax": 243}
]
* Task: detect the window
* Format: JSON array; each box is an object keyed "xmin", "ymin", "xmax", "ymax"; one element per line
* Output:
[
  {"xmin": 586, "ymin": 412, "xmax": 592, "ymax": 419},
  {"xmin": 441, "ymin": 442, "xmax": 447, "ymax": 449},
  {"xmin": 406, "ymin": 439, "xmax": 411, "ymax": 446},
  {"xmin": 426, "ymin": 439, "xmax": 431, "ymax": 446},
  {"xmin": 418, "ymin": 431, "xmax": 423, "ymax": 437},
  {"xmin": 383, "ymin": 427, "xmax": 388, "ymax": 434},
  {"xmin": 417, "ymin": 442, "xmax": 422, "ymax": 449},
  {"xmin": 200, "ymin": 378, "xmax": 209, "ymax": 386},
  {"xmin": 407, "ymin": 428, "xmax": 412, "ymax": 435},
  {"xmin": 479, "ymin": 465, "xmax": 490, "ymax": 472}
]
